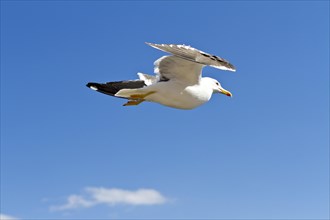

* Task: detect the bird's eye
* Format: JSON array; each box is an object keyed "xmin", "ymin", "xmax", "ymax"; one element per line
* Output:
[{"xmin": 216, "ymin": 82, "xmax": 219, "ymax": 86}]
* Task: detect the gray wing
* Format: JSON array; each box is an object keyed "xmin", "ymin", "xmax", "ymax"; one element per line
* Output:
[
  {"xmin": 146, "ymin": 42, "xmax": 236, "ymax": 72},
  {"xmin": 154, "ymin": 55, "xmax": 203, "ymax": 84}
]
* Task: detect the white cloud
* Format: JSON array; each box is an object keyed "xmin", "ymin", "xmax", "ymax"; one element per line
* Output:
[
  {"xmin": 51, "ymin": 187, "xmax": 167, "ymax": 211},
  {"xmin": 0, "ymin": 214, "xmax": 18, "ymax": 220},
  {"xmin": 86, "ymin": 187, "xmax": 167, "ymax": 205},
  {"xmin": 50, "ymin": 194, "xmax": 94, "ymax": 211}
]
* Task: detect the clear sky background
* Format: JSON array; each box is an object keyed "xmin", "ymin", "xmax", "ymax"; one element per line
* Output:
[{"xmin": 1, "ymin": 1, "xmax": 329, "ymax": 220}]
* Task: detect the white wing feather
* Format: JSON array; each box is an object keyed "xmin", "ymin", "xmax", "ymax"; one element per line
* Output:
[{"xmin": 154, "ymin": 56, "xmax": 203, "ymax": 84}]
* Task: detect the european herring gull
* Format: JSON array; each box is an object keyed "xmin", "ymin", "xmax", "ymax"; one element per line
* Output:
[{"xmin": 86, "ymin": 42, "xmax": 236, "ymax": 109}]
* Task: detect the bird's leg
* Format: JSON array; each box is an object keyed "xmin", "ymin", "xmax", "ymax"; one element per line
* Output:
[
  {"xmin": 123, "ymin": 100, "xmax": 143, "ymax": 106},
  {"xmin": 123, "ymin": 91, "xmax": 156, "ymax": 106},
  {"xmin": 130, "ymin": 91, "xmax": 156, "ymax": 100},
  {"xmin": 123, "ymin": 99, "xmax": 145, "ymax": 106}
]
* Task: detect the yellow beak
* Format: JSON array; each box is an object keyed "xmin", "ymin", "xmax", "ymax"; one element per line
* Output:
[{"xmin": 219, "ymin": 88, "xmax": 232, "ymax": 97}]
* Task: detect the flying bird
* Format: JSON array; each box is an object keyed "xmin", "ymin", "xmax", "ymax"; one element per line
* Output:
[{"xmin": 86, "ymin": 42, "xmax": 236, "ymax": 109}]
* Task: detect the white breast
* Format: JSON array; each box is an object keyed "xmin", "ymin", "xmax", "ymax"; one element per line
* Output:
[{"xmin": 144, "ymin": 81, "xmax": 213, "ymax": 109}]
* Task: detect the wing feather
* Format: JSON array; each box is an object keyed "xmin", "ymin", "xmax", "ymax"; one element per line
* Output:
[
  {"xmin": 154, "ymin": 55, "xmax": 203, "ymax": 84},
  {"xmin": 146, "ymin": 42, "xmax": 236, "ymax": 72},
  {"xmin": 86, "ymin": 80, "xmax": 145, "ymax": 98}
]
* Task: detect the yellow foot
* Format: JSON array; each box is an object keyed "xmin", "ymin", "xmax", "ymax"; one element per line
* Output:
[
  {"xmin": 123, "ymin": 91, "xmax": 156, "ymax": 107},
  {"xmin": 123, "ymin": 100, "xmax": 144, "ymax": 106},
  {"xmin": 130, "ymin": 91, "xmax": 156, "ymax": 100}
]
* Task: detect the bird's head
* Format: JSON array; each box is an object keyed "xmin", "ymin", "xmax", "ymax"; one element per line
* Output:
[{"xmin": 204, "ymin": 77, "xmax": 232, "ymax": 97}]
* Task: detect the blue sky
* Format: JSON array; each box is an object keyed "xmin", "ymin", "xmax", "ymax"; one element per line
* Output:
[{"xmin": 1, "ymin": 1, "xmax": 329, "ymax": 219}]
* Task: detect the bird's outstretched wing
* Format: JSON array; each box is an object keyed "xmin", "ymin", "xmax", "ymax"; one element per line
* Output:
[
  {"xmin": 146, "ymin": 42, "xmax": 236, "ymax": 72},
  {"xmin": 154, "ymin": 55, "xmax": 203, "ymax": 84}
]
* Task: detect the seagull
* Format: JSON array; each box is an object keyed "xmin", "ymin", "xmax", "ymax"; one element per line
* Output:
[{"xmin": 86, "ymin": 42, "xmax": 236, "ymax": 110}]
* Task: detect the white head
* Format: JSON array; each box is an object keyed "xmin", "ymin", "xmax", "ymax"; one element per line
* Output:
[{"xmin": 202, "ymin": 77, "xmax": 232, "ymax": 97}]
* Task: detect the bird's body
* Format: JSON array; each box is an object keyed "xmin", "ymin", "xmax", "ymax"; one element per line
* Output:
[
  {"xmin": 117, "ymin": 78, "xmax": 214, "ymax": 109},
  {"xmin": 87, "ymin": 43, "xmax": 236, "ymax": 110}
]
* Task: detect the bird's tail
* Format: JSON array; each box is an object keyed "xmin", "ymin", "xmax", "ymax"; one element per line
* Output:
[{"xmin": 86, "ymin": 80, "xmax": 146, "ymax": 98}]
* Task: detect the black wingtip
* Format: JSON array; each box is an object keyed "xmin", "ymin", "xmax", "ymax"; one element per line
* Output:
[
  {"xmin": 86, "ymin": 82, "xmax": 99, "ymax": 91},
  {"xmin": 86, "ymin": 80, "xmax": 146, "ymax": 98}
]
